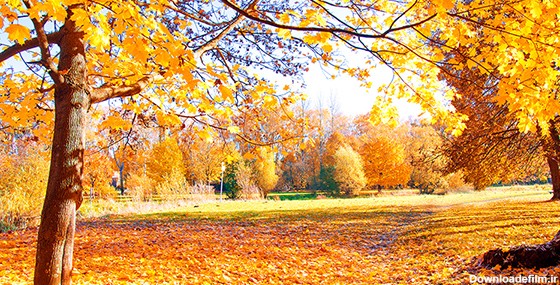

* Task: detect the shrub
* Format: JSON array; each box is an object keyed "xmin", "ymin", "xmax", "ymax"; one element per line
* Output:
[
  {"xmin": 126, "ymin": 172, "xmax": 154, "ymax": 202},
  {"xmin": 188, "ymin": 183, "xmax": 216, "ymax": 202},
  {"xmin": 0, "ymin": 148, "xmax": 49, "ymax": 231}
]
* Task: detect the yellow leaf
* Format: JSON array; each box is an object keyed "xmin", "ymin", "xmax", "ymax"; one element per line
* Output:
[
  {"xmin": 219, "ymin": 85, "xmax": 234, "ymax": 103},
  {"xmin": 243, "ymin": 152, "xmax": 256, "ymax": 160},
  {"xmin": 277, "ymin": 28, "xmax": 291, "ymax": 39},
  {"xmin": 227, "ymin": 126, "xmax": 240, "ymax": 134},
  {"xmin": 278, "ymin": 12, "xmax": 291, "ymax": 24},
  {"xmin": 6, "ymin": 24, "xmax": 30, "ymax": 44},
  {"xmin": 322, "ymin": 43, "xmax": 333, "ymax": 53}
]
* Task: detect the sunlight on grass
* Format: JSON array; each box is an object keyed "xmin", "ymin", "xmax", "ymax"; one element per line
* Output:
[
  {"xmin": 129, "ymin": 186, "xmax": 552, "ymax": 221},
  {"xmin": 1, "ymin": 186, "xmax": 558, "ymax": 285}
]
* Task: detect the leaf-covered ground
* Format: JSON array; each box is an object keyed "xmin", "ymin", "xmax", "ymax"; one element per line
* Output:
[{"xmin": 2, "ymin": 188, "xmax": 560, "ymax": 284}]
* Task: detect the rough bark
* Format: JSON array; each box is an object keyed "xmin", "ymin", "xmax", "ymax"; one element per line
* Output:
[
  {"xmin": 34, "ymin": 19, "xmax": 88, "ymax": 285},
  {"xmin": 479, "ymin": 230, "xmax": 560, "ymax": 269},
  {"xmin": 549, "ymin": 156, "xmax": 560, "ymax": 201},
  {"xmin": 549, "ymin": 119, "xmax": 560, "ymax": 201}
]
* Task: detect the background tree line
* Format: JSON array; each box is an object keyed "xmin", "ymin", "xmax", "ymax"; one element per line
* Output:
[{"xmin": 2, "ymin": 94, "xmax": 552, "ymax": 231}]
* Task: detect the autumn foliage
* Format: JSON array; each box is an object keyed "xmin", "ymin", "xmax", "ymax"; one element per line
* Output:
[
  {"xmin": 1, "ymin": 0, "xmax": 560, "ymax": 283},
  {"xmin": 0, "ymin": 143, "xmax": 49, "ymax": 231}
]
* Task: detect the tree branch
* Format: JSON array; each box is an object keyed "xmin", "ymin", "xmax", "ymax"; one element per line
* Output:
[
  {"xmin": 221, "ymin": 0, "xmax": 437, "ymax": 39},
  {"xmin": 90, "ymin": 75, "xmax": 156, "ymax": 104},
  {"xmin": 22, "ymin": 0, "xmax": 65, "ymax": 85},
  {"xmin": 192, "ymin": 1, "xmax": 255, "ymax": 59},
  {"xmin": 0, "ymin": 31, "xmax": 63, "ymax": 64}
]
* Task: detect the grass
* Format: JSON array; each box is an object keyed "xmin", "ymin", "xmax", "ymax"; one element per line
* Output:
[{"xmin": 2, "ymin": 186, "xmax": 560, "ymax": 284}]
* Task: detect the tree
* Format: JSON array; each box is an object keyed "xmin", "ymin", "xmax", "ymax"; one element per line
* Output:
[
  {"xmin": 354, "ymin": 118, "xmax": 412, "ymax": 190},
  {"xmin": 0, "ymin": 141, "xmax": 49, "ymax": 230},
  {"xmin": 438, "ymin": 66, "xmax": 547, "ymax": 190},
  {"xmin": 146, "ymin": 137, "xmax": 185, "ymax": 186},
  {"xmin": 254, "ymin": 147, "xmax": 279, "ymax": 198},
  {"xmin": 223, "ymin": 162, "xmax": 242, "ymax": 200},
  {"xmin": 428, "ymin": 0, "xmax": 560, "ymax": 269},
  {"xmin": 333, "ymin": 145, "xmax": 367, "ymax": 196},
  {"xmin": 407, "ymin": 122, "xmax": 450, "ymax": 194},
  {"xmin": 83, "ymin": 149, "xmax": 115, "ymax": 199}
]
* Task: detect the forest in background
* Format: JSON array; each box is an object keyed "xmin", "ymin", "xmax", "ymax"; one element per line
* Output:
[{"xmin": 1, "ymin": 97, "xmax": 550, "ymax": 231}]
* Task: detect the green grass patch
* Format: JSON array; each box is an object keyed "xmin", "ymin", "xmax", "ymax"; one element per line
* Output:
[{"xmin": 112, "ymin": 186, "xmax": 552, "ymax": 222}]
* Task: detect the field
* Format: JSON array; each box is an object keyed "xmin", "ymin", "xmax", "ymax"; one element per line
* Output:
[{"xmin": 2, "ymin": 186, "xmax": 560, "ymax": 284}]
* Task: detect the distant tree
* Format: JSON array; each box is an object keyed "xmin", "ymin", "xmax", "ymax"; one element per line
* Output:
[
  {"xmin": 223, "ymin": 162, "xmax": 242, "ymax": 200},
  {"xmin": 0, "ymin": 143, "xmax": 49, "ymax": 230},
  {"xmin": 254, "ymin": 147, "xmax": 279, "ymax": 199},
  {"xmin": 407, "ymin": 123, "xmax": 449, "ymax": 194},
  {"xmin": 146, "ymin": 137, "xmax": 185, "ymax": 187},
  {"xmin": 353, "ymin": 116, "xmax": 412, "ymax": 189},
  {"xmin": 333, "ymin": 145, "xmax": 367, "ymax": 196},
  {"xmin": 180, "ymin": 135, "xmax": 240, "ymax": 185},
  {"xmin": 360, "ymin": 135, "xmax": 411, "ymax": 189},
  {"xmin": 83, "ymin": 150, "xmax": 116, "ymax": 198},
  {"xmin": 314, "ymin": 165, "xmax": 339, "ymax": 195}
]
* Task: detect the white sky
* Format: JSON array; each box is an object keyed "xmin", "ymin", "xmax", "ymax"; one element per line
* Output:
[{"xmin": 303, "ymin": 62, "xmax": 422, "ymax": 120}]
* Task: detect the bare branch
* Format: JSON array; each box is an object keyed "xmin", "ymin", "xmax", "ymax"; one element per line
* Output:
[
  {"xmin": 192, "ymin": 1, "xmax": 255, "ymax": 59},
  {"xmin": 221, "ymin": 0, "xmax": 437, "ymax": 39}
]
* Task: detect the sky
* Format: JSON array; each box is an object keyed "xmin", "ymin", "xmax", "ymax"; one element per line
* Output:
[{"xmin": 303, "ymin": 62, "xmax": 422, "ymax": 120}]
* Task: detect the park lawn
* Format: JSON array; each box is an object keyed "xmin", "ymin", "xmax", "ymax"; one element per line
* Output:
[{"xmin": 2, "ymin": 187, "xmax": 560, "ymax": 284}]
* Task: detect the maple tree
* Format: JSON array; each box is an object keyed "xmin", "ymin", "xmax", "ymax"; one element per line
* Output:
[
  {"xmin": 354, "ymin": 117, "xmax": 412, "ymax": 189},
  {"xmin": 429, "ymin": 0, "xmax": 560, "ymax": 266}
]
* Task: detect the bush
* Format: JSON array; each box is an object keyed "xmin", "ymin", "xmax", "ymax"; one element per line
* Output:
[
  {"xmin": 188, "ymin": 183, "xmax": 216, "ymax": 202},
  {"xmin": 0, "ymin": 148, "xmax": 49, "ymax": 231},
  {"xmin": 154, "ymin": 168, "xmax": 188, "ymax": 198},
  {"xmin": 126, "ymin": 172, "xmax": 154, "ymax": 202}
]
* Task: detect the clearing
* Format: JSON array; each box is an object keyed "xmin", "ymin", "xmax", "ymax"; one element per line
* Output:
[{"xmin": 2, "ymin": 187, "xmax": 560, "ymax": 284}]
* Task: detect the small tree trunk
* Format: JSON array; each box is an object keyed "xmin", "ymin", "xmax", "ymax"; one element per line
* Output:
[
  {"xmin": 548, "ymin": 156, "xmax": 560, "ymax": 201},
  {"xmin": 34, "ymin": 18, "xmax": 88, "ymax": 285},
  {"xmin": 118, "ymin": 162, "xmax": 125, "ymax": 195},
  {"xmin": 549, "ymin": 118, "xmax": 560, "ymax": 201}
]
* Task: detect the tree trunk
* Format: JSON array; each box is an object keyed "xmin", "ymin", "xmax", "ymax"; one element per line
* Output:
[
  {"xmin": 548, "ymin": 156, "xmax": 560, "ymax": 201},
  {"xmin": 34, "ymin": 20, "xmax": 88, "ymax": 285},
  {"xmin": 548, "ymin": 118, "xmax": 560, "ymax": 201}
]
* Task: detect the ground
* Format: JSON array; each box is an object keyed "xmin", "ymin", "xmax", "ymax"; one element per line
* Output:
[{"xmin": 1, "ymin": 186, "xmax": 560, "ymax": 284}]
